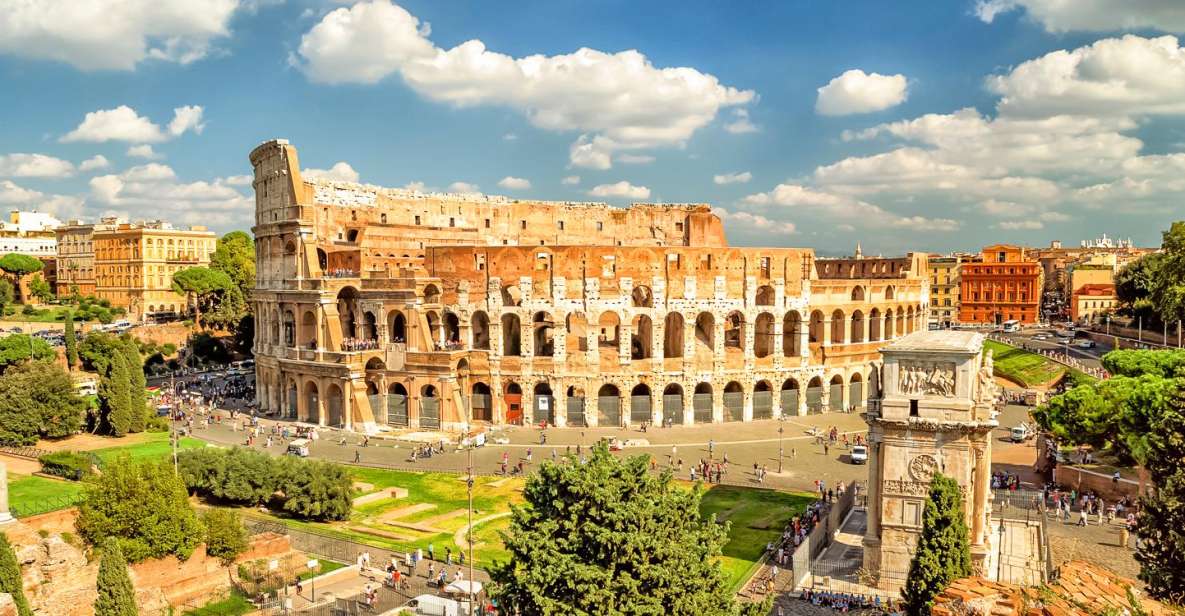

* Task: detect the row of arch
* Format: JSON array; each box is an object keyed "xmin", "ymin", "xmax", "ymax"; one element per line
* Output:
[{"xmin": 498, "ymin": 282, "xmax": 897, "ymax": 309}]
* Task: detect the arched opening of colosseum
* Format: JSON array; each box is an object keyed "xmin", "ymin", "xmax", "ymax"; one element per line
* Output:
[
  {"xmin": 632, "ymin": 285, "xmax": 653, "ymax": 308},
  {"xmin": 366, "ymin": 381, "xmax": 379, "ymax": 396},
  {"xmin": 533, "ymin": 311, "xmax": 556, "ymax": 357},
  {"xmin": 346, "ymin": 229, "xmax": 359, "ymax": 243},
  {"xmin": 724, "ymin": 311, "xmax": 745, "ymax": 351},
  {"xmin": 884, "ymin": 308, "xmax": 895, "ymax": 339},
  {"xmin": 300, "ymin": 310, "xmax": 317, "ymax": 348},
  {"xmin": 885, "ymin": 285, "xmax": 896, "ymax": 300},
  {"xmin": 327, "ymin": 384, "xmax": 344, "ymax": 427},
  {"xmin": 809, "ymin": 310, "xmax": 824, "ymax": 345},
  {"xmin": 390, "ymin": 311, "xmax": 407, "ymax": 343},
  {"xmin": 566, "ymin": 312, "xmax": 589, "ymax": 352},
  {"xmin": 501, "ymin": 284, "xmax": 522, "ymax": 307},
  {"xmin": 425, "ymin": 311, "xmax": 441, "ymax": 349},
  {"xmin": 693, "ymin": 382, "xmax": 713, "ymax": 423},
  {"xmin": 829, "ymin": 374, "xmax": 845, "ymax": 411},
  {"xmin": 423, "ymin": 284, "xmax": 441, "ymax": 304},
  {"xmin": 849, "ymin": 372, "xmax": 864, "ymax": 409},
  {"xmin": 662, "ymin": 384, "xmax": 684, "ymax": 425},
  {"xmin": 362, "ymin": 311, "xmax": 378, "ymax": 341},
  {"xmin": 283, "ymin": 310, "xmax": 295, "ymax": 346},
  {"xmin": 906, "ymin": 306, "xmax": 916, "ymax": 333},
  {"xmin": 783, "ymin": 312, "xmax": 801, "ymax": 356},
  {"xmin": 896, "ymin": 308, "xmax": 905, "ymax": 335},
  {"xmin": 755, "ymin": 285, "xmax": 775, "ymax": 306},
  {"xmin": 444, "ymin": 312, "xmax": 461, "ymax": 344},
  {"xmin": 723, "ymin": 381, "xmax": 744, "ymax": 421},
  {"xmin": 337, "ymin": 287, "xmax": 359, "ymax": 338},
  {"xmin": 365, "ymin": 357, "xmax": 385, "ymax": 371},
  {"xmin": 868, "ymin": 365, "xmax": 880, "ymax": 399},
  {"xmin": 869, "ymin": 308, "xmax": 882, "ymax": 341},
  {"xmin": 851, "ymin": 286, "xmax": 865, "ymax": 302},
  {"xmin": 501, "ymin": 314, "xmax": 522, "ymax": 356},
  {"xmin": 534, "ymin": 383, "xmax": 554, "ymax": 424},
  {"xmin": 830, "ymin": 309, "xmax": 846, "ymax": 344},
  {"xmin": 317, "ymin": 248, "xmax": 328, "ymax": 272},
  {"xmin": 304, "ymin": 381, "xmax": 319, "ymax": 423},
  {"xmin": 470, "ymin": 312, "xmax": 490, "ymax": 349},
  {"xmin": 753, "ymin": 380, "xmax": 773, "ymax": 419},
  {"xmin": 504, "ymin": 382, "xmax": 523, "ymax": 423},
  {"xmin": 472, "ymin": 382, "xmax": 492, "ymax": 422},
  {"xmin": 850, "ymin": 310, "xmax": 865, "ymax": 344},
  {"xmin": 663, "ymin": 313, "xmax": 684, "ymax": 358},
  {"xmin": 806, "ymin": 376, "xmax": 825, "ymax": 414},
  {"xmin": 597, "ymin": 384, "xmax": 621, "ymax": 426},
  {"xmin": 631, "ymin": 314, "xmax": 652, "ymax": 360},
  {"xmin": 694, "ymin": 312, "xmax": 715, "ymax": 356},
  {"xmin": 781, "ymin": 378, "xmax": 800, "ymax": 415},
  {"xmin": 597, "ymin": 311, "xmax": 621, "ymax": 349},
  {"xmin": 754, "ymin": 313, "xmax": 774, "ymax": 358}
]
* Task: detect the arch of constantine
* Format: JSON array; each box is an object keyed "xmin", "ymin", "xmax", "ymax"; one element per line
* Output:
[{"xmin": 249, "ymin": 139, "xmax": 931, "ymax": 432}]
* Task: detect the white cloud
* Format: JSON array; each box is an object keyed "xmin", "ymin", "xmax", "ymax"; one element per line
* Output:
[
  {"xmin": 296, "ymin": 1, "xmax": 753, "ymax": 169},
  {"xmin": 126, "ymin": 144, "xmax": 164, "ymax": 160},
  {"xmin": 302, "ymin": 162, "xmax": 360, "ymax": 183},
  {"xmin": 740, "ymin": 183, "xmax": 960, "ymax": 232},
  {"xmin": 713, "ymin": 171, "xmax": 752, "ymax": 185},
  {"xmin": 79, "ymin": 155, "xmax": 111, "ymax": 172},
  {"xmin": 60, "ymin": 105, "xmax": 205, "ymax": 143},
  {"xmin": 448, "ymin": 181, "xmax": 479, "ymax": 193},
  {"xmin": 815, "ymin": 69, "xmax": 909, "ymax": 116},
  {"xmin": 568, "ymin": 136, "xmax": 613, "ymax": 170},
  {"xmin": 120, "ymin": 163, "xmax": 177, "ymax": 182},
  {"xmin": 616, "ymin": 154, "xmax": 655, "ymax": 165},
  {"xmin": 723, "ymin": 108, "xmax": 759, "ymax": 134},
  {"xmin": 0, "ymin": 0, "xmax": 243, "ymax": 71},
  {"xmin": 979, "ymin": 199, "xmax": 1033, "ymax": 217},
  {"xmin": 996, "ymin": 220, "xmax": 1044, "ymax": 230},
  {"xmin": 402, "ymin": 181, "xmax": 427, "ymax": 192},
  {"xmin": 502, "ymin": 133, "xmax": 518, "ymax": 141},
  {"xmin": 497, "ymin": 176, "xmax": 531, "ymax": 190},
  {"xmin": 561, "ymin": 175, "xmax": 580, "ymax": 186},
  {"xmin": 0, "ymin": 153, "xmax": 75, "ymax": 178},
  {"xmin": 224, "ymin": 174, "xmax": 253, "ymax": 186},
  {"xmin": 88, "ymin": 163, "xmax": 250, "ymax": 227},
  {"xmin": 974, "ymin": 0, "xmax": 1185, "ymax": 33},
  {"xmin": 988, "ymin": 35, "xmax": 1185, "ymax": 118},
  {"xmin": 0, "ymin": 180, "xmax": 84, "ymax": 217},
  {"xmin": 711, "ymin": 208, "xmax": 795, "ymax": 235},
  {"xmin": 589, "ymin": 181, "xmax": 650, "ymax": 200}
]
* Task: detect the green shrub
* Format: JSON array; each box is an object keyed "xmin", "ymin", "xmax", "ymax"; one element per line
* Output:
[
  {"xmin": 202, "ymin": 509, "xmax": 248, "ymax": 566},
  {"xmin": 145, "ymin": 415, "xmax": 170, "ymax": 432},
  {"xmin": 178, "ymin": 448, "xmax": 352, "ymax": 521},
  {"xmin": 39, "ymin": 451, "xmax": 96, "ymax": 481},
  {"xmin": 20, "ymin": 304, "xmax": 35, "ymax": 316}
]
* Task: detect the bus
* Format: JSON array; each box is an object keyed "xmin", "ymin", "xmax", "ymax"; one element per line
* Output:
[{"xmin": 1002, "ymin": 320, "xmax": 1021, "ymax": 333}]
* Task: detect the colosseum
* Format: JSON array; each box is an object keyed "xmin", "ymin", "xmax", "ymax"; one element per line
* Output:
[{"xmin": 250, "ymin": 139, "xmax": 930, "ymax": 432}]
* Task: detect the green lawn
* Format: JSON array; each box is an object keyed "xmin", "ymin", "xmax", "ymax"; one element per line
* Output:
[
  {"xmin": 9, "ymin": 474, "xmax": 85, "ymax": 517},
  {"xmin": 298, "ymin": 559, "xmax": 347, "ymax": 581},
  {"xmin": 984, "ymin": 340, "xmax": 1065, "ymax": 387},
  {"xmin": 90, "ymin": 431, "xmax": 206, "ymax": 465},
  {"xmin": 698, "ymin": 485, "xmax": 814, "ymax": 592},
  {"xmin": 183, "ymin": 591, "xmax": 254, "ymax": 616}
]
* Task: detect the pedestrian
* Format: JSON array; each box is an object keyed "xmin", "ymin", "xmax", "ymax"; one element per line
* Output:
[
  {"xmin": 428, "ymin": 543, "xmax": 435, "ymax": 562},
  {"xmin": 792, "ymin": 447, "xmax": 797, "ymax": 460},
  {"xmin": 823, "ymin": 442, "xmax": 829, "ymax": 456},
  {"xmin": 354, "ymin": 450, "xmax": 361, "ymax": 463}
]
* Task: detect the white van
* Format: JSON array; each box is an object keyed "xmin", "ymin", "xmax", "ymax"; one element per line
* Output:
[
  {"xmin": 849, "ymin": 445, "xmax": 868, "ymax": 464},
  {"xmin": 1010, "ymin": 425, "xmax": 1030, "ymax": 443},
  {"xmin": 407, "ymin": 594, "xmax": 469, "ymax": 616},
  {"xmin": 287, "ymin": 438, "xmax": 310, "ymax": 457}
]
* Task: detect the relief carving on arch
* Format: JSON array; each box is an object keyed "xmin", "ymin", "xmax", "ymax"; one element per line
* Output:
[{"xmin": 898, "ymin": 361, "xmax": 956, "ymax": 398}]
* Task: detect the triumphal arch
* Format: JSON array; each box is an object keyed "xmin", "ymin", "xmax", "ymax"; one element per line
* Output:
[
  {"xmin": 862, "ymin": 330, "xmax": 998, "ymax": 586},
  {"xmin": 248, "ymin": 139, "xmax": 931, "ymax": 432}
]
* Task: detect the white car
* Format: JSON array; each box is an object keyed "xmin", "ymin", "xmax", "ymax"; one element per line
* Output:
[
  {"xmin": 850, "ymin": 445, "xmax": 868, "ymax": 464},
  {"xmin": 1033, "ymin": 334, "xmax": 1048, "ymax": 340},
  {"xmin": 1010, "ymin": 425, "xmax": 1030, "ymax": 442},
  {"xmin": 1076, "ymin": 340, "xmax": 1096, "ymax": 349}
]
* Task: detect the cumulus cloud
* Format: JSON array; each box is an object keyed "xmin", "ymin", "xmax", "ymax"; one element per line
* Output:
[
  {"xmin": 295, "ymin": 0, "xmax": 753, "ymax": 169},
  {"xmin": 60, "ymin": 105, "xmax": 205, "ymax": 143},
  {"xmin": 0, "ymin": 180, "xmax": 84, "ymax": 218},
  {"xmin": 974, "ymin": 0, "xmax": 1185, "ymax": 33},
  {"xmin": 561, "ymin": 176, "xmax": 580, "ymax": 186},
  {"xmin": 996, "ymin": 220, "xmax": 1044, "ymax": 230},
  {"xmin": 224, "ymin": 174, "xmax": 253, "ymax": 186},
  {"xmin": 713, "ymin": 171, "xmax": 752, "ymax": 185},
  {"xmin": 127, "ymin": 144, "xmax": 164, "ymax": 160},
  {"xmin": 497, "ymin": 176, "xmax": 531, "ymax": 190},
  {"xmin": 589, "ymin": 181, "xmax": 650, "ymax": 200},
  {"xmin": 448, "ymin": 181, "xmax": 479, "ymax": 193},
  {"xmin": 0, "ymin": 0, "xmax": 243, "ymax": 71},
  {"xmin": 711, "ymin": 208, "xmax": 795, "ymax": 235},
  {"xmin": 79, "ymin": 155, "xmax": 111, "ymax": 172},
  {"xmin": 88, "ymin": 163, "xmax": 250, "ymax": 227},
  {"xmin": 302, "ymin": 162, "xmax": 360, "ymax": 182},
  {"xmin": 740, "ymin": 183, "xmax": 960, "ymax": 231},
  {"xmin": 0, "ymin": 153, "xmax": 75, "ymax": 178},
  {"xmin": 723, "ymin": 109, "xmax": 759, "ymax": 134},
  {"xmin": 815, "ymin": 69, "xmax": 909, "ymax": 116},
  {"xmin": 401, "ymin": 181, "xmax": 427, "ymax": 192},
  {"xmin": 616, "ymin": 154, "xmax": 655, "ymax": 165}
]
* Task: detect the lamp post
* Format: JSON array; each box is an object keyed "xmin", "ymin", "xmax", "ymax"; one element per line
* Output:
[{"xmin": 777, "ymin": 418, "xmax": 785, "ymax": 474}]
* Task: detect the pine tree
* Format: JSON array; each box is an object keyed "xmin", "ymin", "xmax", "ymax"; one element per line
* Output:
[
  {"xmin": 64, "ymin": 311, "xmax": 78, "ymax": 370},
  {"xmin": 0, "ymin": 532, "xmax": 32, "ymax": 616},
  {"xmin": 94, "ymin": 538, "xmax": 138, "ymax": 616},
  {"xmin": 901, "ymin": 473, "xmax": 973, "ymax": 616},
  {"xmin": 117, "ymin": 340, "xmax": 147, "ymax": 432},
  {"xmin": 100, "ymin": 354, "xmax": 132, "ymax": 436}
]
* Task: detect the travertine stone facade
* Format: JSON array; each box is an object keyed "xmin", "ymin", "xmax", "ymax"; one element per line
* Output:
[
  {"xmin": 249, "ymin": 139, "xmax": 931, "ymax": 432},
  {"xmin": 863, "ymin": 331, "xmax": 998, "ymax": 588}
]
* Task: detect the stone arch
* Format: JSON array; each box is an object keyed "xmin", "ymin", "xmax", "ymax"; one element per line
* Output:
[
  {"xmin": 694, "ymin": 312, "xmax": 715, "ymax": 354},
  {"xmin": 366, "ymin": 380, "xmax": 379, "ymax": 396},
  {"xmin": 423, "ymin": 284, "xmax": 441, "ymax": 304},
  {"xmin": 851, "ymin": 285, "xmax": 865, "ymax": 302},
  {"xmin": 533, "ymin": 311, "xmax": 556, "ymax": 357},
  {"xmin": 631, "ymin": 285, "xmax": 653, "ymax": 308},
  {"xmin": 783, "ymin": 311, "xmax": 801, "ymax": 356},
  {"xmin": 362, "ymin": 310, "xmax": 378, "ymax": 341},
  {"xmin": 884, "ymin": 308, "xmax": 895, "ymax": 339},
  {"xmin": 389, "ymin": 310, "xmax": 407, "ymax": 342},
  {"xmin": 631, "ymin": 314, "xmax": 653, "ymax": 360},
  {"xmin": 809, "ymin": 310, "xmax": 824, "ymax": 344},
  {"xmin": 869, "ymin": 308, "xmax": 882, "ymax": 341},
  {"xmin": 754, "ymin": 312, "xmax": 775, "ymax": 358},
  {"xmin": 303, "ymin": 380, "xmax": 320, "ymax": 424},
  {"xmin": 830, "ymin": 309, "xmax": 846, "ymax": 344},
  {"xmin": 501, "ymin": 313, "xmax": 522, "ymax": 356},
  {"xmin": 565, "ymin": 312, "xmax": 589, "ymax": 352},
  {"xmin": 850, "ymin": 309, "xmax": 865, "ymax": 344},
  {"xmin": 501, "ymin": 284, "xmax": 522, "ymax": 307},
  {"xmin": 471, "ymin": 382, "xmax": 492, "ymax": 422},
  {"xmin": 631, "ymin": 383, "xmax": 651, "ymax": 396},
  {"xmin": 326, "ymin": 383, "xmax": 344, "ymax": 427},
  {"xmin": 885, "ymin": 285, "xmax": 895, "ymax": 300},
  {"xmin": 337, "ymin": 286, "xmax": 359, "ymax": 338},
  {"xmin": 365, "ymin": 357, "xmax": 385, "ymax": 371},
  {"xmin": 906, "ymin": 306, "xmax": 915, "ymax": 333},
  {"xmin": 663, "ymin": 383, "xmax": 683, "ymax": 396},
  {"xmin": 723, "ymin": 380, "xmax": 744, "ymax": 421},
  {"xmin": 597, "ymin": 311, "xmax": 621, "ymax": 349},
  {"xmin": 755, "ymin": 285, "xmax": 775, "ymax": 306},
  {"xmin": 283, "ymin": 309, "xmax": 295, "ymax": 346},
  {"xmin": 443, "ymin": 312, "xmax": 461, "ymax": 344},
  {"xmin": 724, "ymin": 311, "xmax": 745, "ymax": 350},
  {"xmin": 470, "ymin": 311, "xmax": 489, "ymax": 349},
  {"xmin": 896, "ymin": 307, "xmax": 905, "ymax": 335},
  {"xmin": 300, "ymin": 310, "xmax": 317, "ymax": 348},
  {"xmin": 663, "ymin": 312, "xmax": 684, "ymax": 358}
]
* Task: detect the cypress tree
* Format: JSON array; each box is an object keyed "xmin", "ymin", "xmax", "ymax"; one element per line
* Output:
[
  {"xmin": 901, "ymin": 473, "xmax": 973, "ymax": 616},
  {"xmin": 0, "ymin": 532, "xmax": 32, "ymax": 616},
  {"xmin": 64, "ymin": 311, "xmax": 77, "ymax": 370},
  {"xmin": 101, "ymin": 354, "xmax": 132, "ymax": 436},
  {"xmin": 94, "ymin": 537, "xmax": 138, "ymax": 616},
  {"xmin": 1134, "ymin": 380, "xmax": 1185, "ymax": 601},
  {"xmin": 117, "ymin": 340, "xmax": 147, "ymax": 432}
]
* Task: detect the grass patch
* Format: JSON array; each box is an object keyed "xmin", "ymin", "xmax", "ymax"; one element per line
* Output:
[
  {"xmin": 183, "ymin": 590, "xmax": 254, "ymax": 616},
  {"xmin": 9, "ymin": 474, "xmax": 85, "ymax": 517},
  {"xmin": 90, "ymin": 431, "xmax": 206, "ymax": 465},
  {"xmin": 984, "ymin": 340, "xmax": 1065, "ymax": 387},
  {"xmin": 698, "ymin": 485, "xmax": 814, "ymax": 593},
  {"xmin": 298, "ymin": 559, "xmax": 348, "ymax": 581}
]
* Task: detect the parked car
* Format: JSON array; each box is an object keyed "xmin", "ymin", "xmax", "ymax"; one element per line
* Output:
[
  {"xmin": 1010, "ymin": 424, "xmax": 1031, "ymax": 443},
  {"xmin": 849, "ymin": 445, "xmax": 868, "ymax": 464},
  {"xmin": 286, "ymin": 438, "xmax": 311, "ymax": 457},
  {"xmin": 1076, "ymin": 340, "xmax": 1096, "ymax": 349}
]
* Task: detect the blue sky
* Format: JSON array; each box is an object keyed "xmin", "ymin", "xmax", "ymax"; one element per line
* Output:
[{"xmin": 1, "ymin": 0, "xmax": 1184, "ymax": 255}]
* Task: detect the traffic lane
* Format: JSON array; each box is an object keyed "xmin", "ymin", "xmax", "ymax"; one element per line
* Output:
[{"xmin": 999, "ymin": 332, "xmax": 1105, "ymax": 370}]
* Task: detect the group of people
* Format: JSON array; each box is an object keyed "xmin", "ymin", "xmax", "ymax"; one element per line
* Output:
[
  {"xmin": 798, "ymin": 588, "xmax": 892, "ymax": 614},
  {"xmin": 1044, "ymin": 485, "xmax": 1138, "ymax": 531},
  {"xmin": 341, "ymin": 337, "xmax": 380, "ymax": 352},
  {"xmin": 991, "ymin": 471, "xmax": 1023, "ymax": 490},
  {"xmin": 324, "ymin": 268, "xmax": 358, "ymax": 278}
]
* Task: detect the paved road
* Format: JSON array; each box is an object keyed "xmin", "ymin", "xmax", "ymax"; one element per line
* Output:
[{"xmin": 998, "ymin": 329, "xmax": 1108, "ymax": 371}]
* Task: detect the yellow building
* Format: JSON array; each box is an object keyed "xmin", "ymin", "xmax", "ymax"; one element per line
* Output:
[
  {"xmin": 55, "ymin": 219, "xmax": 116, "ymax": 297},
  {"xmin": 93, "ymin": 221, "xmax": 217, "ymax": 320},
  {"xmin": 928, "ymin": 256, "xmax": 961, "ymax": 328}
]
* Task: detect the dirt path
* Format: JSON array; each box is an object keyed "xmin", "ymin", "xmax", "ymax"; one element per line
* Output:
[
  {"xmin": 0, "ymin": 454, "xmax": 41, "ymax": 475},
  {"xmin": 454, "ymin": 512, "xmax": 511, "ymax": 551}
]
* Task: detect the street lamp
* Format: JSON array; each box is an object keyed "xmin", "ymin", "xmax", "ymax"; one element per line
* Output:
[{"xmin": 777, "ymin": 416, "xmax": 785, "ymax": 474}]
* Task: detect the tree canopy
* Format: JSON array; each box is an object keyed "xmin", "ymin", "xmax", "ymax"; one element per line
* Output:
[
  {"xmin": 209, "ymin": 231, "xmax": 254, "ymax": 297},
  {"xmin": 93, "ymin": 538, "xmax": 138, "ymax": 616},
  {"xmin": 0, "ymin": 361, "xmax": 87, "ymax": 444},
  {"xmin": 0, "ymin": 254, "xmax": 43, "ymax": 304},
  {"xmin": 489, "ymin": 444, "xmax": 765, "ymax": 616},
  {"xmin": 901, "ymin": 474, "xmax": 972, "ymax": 616},
  {"xmin": 172, "ymin": 267, "xmax": 234, "ymax": 328},
  {"xmin": 0, "ymin": 532, "xmax": 32, "ymax": 616},
  {"xmin": 1115, "ymin": 222, "xmax": 1185, "ymax": 325},
  {"xmin": 0, "ymin": 333, "xmax": 56, "ymax": 372}
]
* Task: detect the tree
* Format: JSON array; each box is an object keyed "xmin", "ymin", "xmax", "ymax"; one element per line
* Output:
[
  {"xmin": 1116, "ymin": 252, "xmax": 1163, "ymax": 322},
  {"xmin": 202, "ymin": 509, "xmax": 248, "ymax": 566},
  {"xmin": 99, "ymin": 352, "xmax": 132, "ymax": 436},
  {"xmin": 76, "ymin": 457, "xmax": 204, "ymax": 563},
  {"xmin": 171, "ymin": 267, "xmax": 233, "ymax": 329},
  {"xmin": 0, "ymin": 532, "xmax": 32, "ymax": 616},
  {"xmin": 93, "ymin": 537, "xmax": 138, "ymax": 616},
  {"xmin": 27, "ymin": 274, "xmax": 52, "ymax": 304},
  {"xmin": 277, "ymin": 457, "xmax": 353, "ymax": 522},
  {"xmin": 64, "ymin": 311, "xmax": 78, "ymax": 369},
  {"xmin": 0, "ymin": 334, "xmax": 55, "ymax": 372},
  {"xmin": 489, "ymin": 444, "xmax": 765, "ymax": 616},
  {"xmin": 0, "ymin": 254, "xmax": 42, "ymax": 304},
  {"xmin": 1133, "ymin": 379, "xmax": 1185, "ymax": 601},
  {"xmin": 0, "ymin": 279, "xmax": 13, "ymax": 316},
  {"xmin": 0, "ymin": 361, "xmax": 87, "ymax": 444},
  {"xmin": 116, "ymin": 339, "xmax": 147, "ymax": 433},
  {"xmin": 209, "ymin": 231, "xmax": 255, "ymax": 298},
  {"xmin": 901, "ymin": 474, "xmax": 972, "ymax": 616}
]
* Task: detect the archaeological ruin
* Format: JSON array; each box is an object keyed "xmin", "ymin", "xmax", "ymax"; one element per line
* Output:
[{"xmin": 249, "ymin": 139, "xmax": 931, "ymax": 432}]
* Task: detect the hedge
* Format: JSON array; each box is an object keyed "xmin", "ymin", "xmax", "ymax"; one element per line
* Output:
[
  {"xmin": 38, "ymin": 451, "xmax": 97, "ymax": 481},
  {"xmin": 178, "ymin": 447, "xmax": 352, "ymax": 521}
]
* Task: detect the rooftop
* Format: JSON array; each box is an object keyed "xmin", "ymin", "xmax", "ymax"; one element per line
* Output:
[{"xmin": 882, "ymin": 330, "xmax": 984, "ymax": 354}]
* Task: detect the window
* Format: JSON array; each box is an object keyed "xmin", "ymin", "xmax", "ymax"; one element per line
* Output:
[
  {"xmin": 415, "ymin": 215, "xmax": 421, "ymax": 225},
  {"xmin": 557, "ymin": 220, "xmax": 564, "ymax": 230},
  {"xmin": 449, "ymin": 217, "xmax": 455, "ymax": 227},
  {"xmin": 484, "ymin": 218, "xmax": 490, "ymax": 228},
  {"xmin": 909, "ymin": 399, "xmax": 919, "ymax": 417},
  {"xmin": 596, "ymin": 221, "xmax": 603, "ymax": 231},
  {"xmin": 520, "ymin": 220, "xmax": 527, "ymax": 229},
  {"xmin": 997, "ymin": 251, "xmax": 1006, "ymax": 262},
  {"xmin": 675, "ymin": 221, "xmax": 684, "ymax": 232}
]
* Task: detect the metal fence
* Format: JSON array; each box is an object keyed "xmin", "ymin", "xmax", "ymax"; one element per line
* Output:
[
  {"xmin": 11, "ymin": 493, "xmax": 85, "ymax": 518},
  {"xmin": 0, "ymin": 444, "xmax": 49, "ymax": 459}
]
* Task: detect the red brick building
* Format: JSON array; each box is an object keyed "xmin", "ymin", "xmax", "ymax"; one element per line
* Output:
[{"xmin": 958, "ymin": 245, "xmax": 1043, "ymax": 325}]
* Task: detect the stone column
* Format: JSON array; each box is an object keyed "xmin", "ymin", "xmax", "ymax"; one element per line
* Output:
[
  {"xmin": 971, "ymin": 442, "xmax": 990, "ymax": 549},
  {"xmin": 742, "ymin": 390, "xmax": 753, "ymax": 422},
  {"xmin": 0, "ymin": 462, "xmax": 14, "ymax": 525}
]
